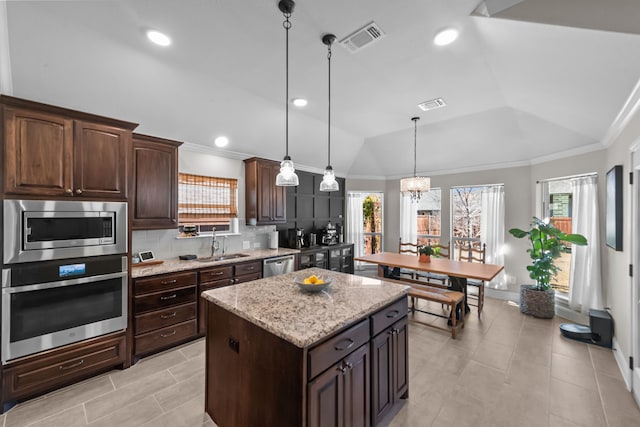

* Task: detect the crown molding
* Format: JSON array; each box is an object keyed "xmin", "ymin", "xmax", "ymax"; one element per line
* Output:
[{"xmin": 602, "ymin": 77, "xmax": 640, "ymax": 147}]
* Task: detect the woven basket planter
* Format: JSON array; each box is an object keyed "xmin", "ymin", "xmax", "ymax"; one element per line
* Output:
[{"xmin": 520, "ymin": 284, "xmax": 555, "ymax": 319}]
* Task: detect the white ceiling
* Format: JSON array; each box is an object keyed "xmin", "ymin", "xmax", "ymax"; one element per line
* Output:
[{"xmin": 4, "ymin": 0, "xmax": 640, "ymax": 178}]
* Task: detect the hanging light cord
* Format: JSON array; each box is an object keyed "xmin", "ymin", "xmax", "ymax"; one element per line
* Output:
[
  {"xmin": 327, "ymin": 42, "xmax": 332, "ymax": 166},
  {"xmin": 283, "ymin": 10, "xmax": 291, "ymax": 158},
  {"xmin": 412, "ymin": 117, "xmax": 419, "ymax": 177}
]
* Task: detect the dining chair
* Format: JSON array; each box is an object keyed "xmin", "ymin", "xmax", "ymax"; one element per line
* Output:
[
  {"xmin": 458, "ymin": 242, "xmax": 486, "ymax": 316},
  {"xmin": 398, "ymin": 237, "xmax": 419, "ymax": 279}
]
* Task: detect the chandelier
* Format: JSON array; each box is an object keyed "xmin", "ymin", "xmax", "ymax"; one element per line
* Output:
[{"xmin": 400, "ymin": 117, "xmax": 430, "ymax": 202}]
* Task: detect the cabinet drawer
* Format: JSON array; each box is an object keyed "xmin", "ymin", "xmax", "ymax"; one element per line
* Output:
[
  {"xmin": 235, "ymin": 272, "xmax": 261, "ymax": 284},
  {"xmin": 135, "ymin": 302, "xmax": 196, "ymax": 335},
  {"xmin": 135, "ymin": 320, "xmax": 197, "ymax": 356},
  {"xmin": 199, "ymin": 266, "xmax": 233, "ymax": 283},
  {"xmin": 370, "ymin": 298, "xmax": 408, "ymax": 337},
  {"xmin": 135, "ymin": 272, "xmax": 197, "ymax": 295},
  {"xmin": 3, "ymin": 333, "xmax": 126, "ymax": 400},
  {"xmin": 134, "ymin": 286, "xmax": 197, "ymax": 314},
  {"xmin": 308, "ymin": 318, "xmax": 370, "ymax": 380},
  {"xmin": 235, "ymin": 261, "xmax": 262, "ymax": 276}
]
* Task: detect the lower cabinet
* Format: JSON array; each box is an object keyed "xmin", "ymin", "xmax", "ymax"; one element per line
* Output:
[
  {"xmin": 308, "ymin": 343, "xmax": 370, "ymax": 427},
  {"xmin": 197, "ymin": 260, "xmax": 262, "ymax": 334},
  {"xmin": 2, "ymin": 332, "xmax": 126, "ymax": 402},
  {"xmin": 371, "ymin": 316, "xmax": 408, "ymax": 425},
  {"xmin": 298, "ymin": 243, "xmax": 354, "ymax": 273},
  {"xmin": 329, "ymin": 244, "xmax": 354, "ymax": 274},
  {"xmin": 133, "ymin": 271, "xmax": 198, "ymax": 357}
]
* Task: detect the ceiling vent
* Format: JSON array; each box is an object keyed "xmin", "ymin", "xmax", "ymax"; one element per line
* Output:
[
  {"xmin": 417, "ymin": 98, "xmax": 446, "ymax": 111},
  {"xmin": 339, "ymin": 21, "xmax": 386, "ymax": 52}
]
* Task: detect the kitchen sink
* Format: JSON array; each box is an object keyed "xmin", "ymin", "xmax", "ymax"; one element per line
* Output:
[{"xmin": 196, "ymin": 253, "xmax": 250, "ymax": 262}]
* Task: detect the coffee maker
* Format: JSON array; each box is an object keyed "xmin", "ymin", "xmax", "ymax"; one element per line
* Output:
[
  {"xmin": 321, "ymin": 222, "xmax": 338, "ymax": 246},
  {"xmin": 288, "ymin": 228, "xmax": 305, "ymax": 249}
]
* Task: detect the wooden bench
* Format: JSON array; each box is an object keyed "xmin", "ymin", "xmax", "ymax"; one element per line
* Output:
[{"xmin": 407, "ymin": 284, "xmax": 465, "ymax": 338}]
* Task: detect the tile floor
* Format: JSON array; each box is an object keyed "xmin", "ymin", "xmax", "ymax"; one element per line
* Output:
[{"xmin": 1, "ymin": 296, "xmax": 638, "ymax": 427}]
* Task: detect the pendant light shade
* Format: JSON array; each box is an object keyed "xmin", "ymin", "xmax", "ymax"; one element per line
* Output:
[
  {"xmin": 275, "ymin": 0, "xmax": 299, "ymax": 187},
  {"xmin": 400, "ymin": 117, "xmax": 430, "ymax": 202},
  {"xmin": 319, "ymin": 33, "xmax": 339, "ymax": 192}
]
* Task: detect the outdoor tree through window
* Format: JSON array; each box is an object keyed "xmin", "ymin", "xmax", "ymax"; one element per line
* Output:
[{"xmin": 363, "ymin": 194, "xmax": 383, "ymax": 255}]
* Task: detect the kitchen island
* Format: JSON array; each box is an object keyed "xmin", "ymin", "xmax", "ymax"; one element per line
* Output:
[{"xmin": 202, "ymin": 267, "xmax": 410, "ymax": 427}]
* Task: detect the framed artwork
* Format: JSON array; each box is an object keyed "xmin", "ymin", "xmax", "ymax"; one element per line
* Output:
[{"xmin": 605, "ymin": 165, "xmax": 622, "ymax": 251}]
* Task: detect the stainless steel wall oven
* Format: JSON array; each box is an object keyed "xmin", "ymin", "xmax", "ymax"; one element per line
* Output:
[{"xmin": 1, "ymin": 255, "xmax": 127, "ymax": 363}]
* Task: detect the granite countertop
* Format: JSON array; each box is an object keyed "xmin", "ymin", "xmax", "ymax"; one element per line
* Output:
[
  {"xmin": 202, "ymin": 267, "xmax": 410, "ymax": 348},
  {"xmin": 131, "ymin": 248, "xmax": 299, "ymax": 278}
]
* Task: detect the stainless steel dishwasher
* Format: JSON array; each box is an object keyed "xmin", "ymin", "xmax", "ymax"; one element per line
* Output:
[{"xmin": 262, "ymin": 255, "xmax": 295, "ymax": 278}]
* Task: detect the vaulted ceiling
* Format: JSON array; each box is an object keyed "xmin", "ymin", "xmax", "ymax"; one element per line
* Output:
[{"xmin": 4, "ymin": 0, "xmax": 640, "ymax": 178}]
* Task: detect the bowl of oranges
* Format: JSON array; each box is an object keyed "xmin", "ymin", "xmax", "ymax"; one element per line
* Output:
[{"xmin": 295, "ymin": 274, "xmax": 332, "ymax": 293}]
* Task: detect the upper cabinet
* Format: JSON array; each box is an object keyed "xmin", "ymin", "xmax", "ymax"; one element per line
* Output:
[
  {"xmin": 131, "ymin": 133, "xmax": 182, "ymax": 230},
  {"xmin": 2, "ymin": 96, "xmax": 137, "ymax": 200},
  {"xmin": 244, "ymin": 157, "xmax": 286, "ymax": 225}
]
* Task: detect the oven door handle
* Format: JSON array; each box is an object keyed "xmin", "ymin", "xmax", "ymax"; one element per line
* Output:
[{"xmin": 3, "ymin": 271, "xmax": 127, "ymax": 293}]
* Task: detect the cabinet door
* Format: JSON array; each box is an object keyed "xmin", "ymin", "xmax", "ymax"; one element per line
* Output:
[
  {"xmin": 343, "ymin": 344, "xmax": 370, "ymax": 427},
  {"xmin": 392, "ymin": 317, "xmax": 409, "ymax": 399},
  {"xmin": 371, "ymin": 328, "xmax": 394, "ymax": 424},
  {"xmin": 74, "ymin": 120, "xmax": 129, "ymax": 199},
  {"xmin": 132, "ymin": 138, "xmax": 179, "ymax": 229},
  {"xmin": 308, "ymin": 361, "xmax": 343, "ymax": 427},
  {"xmin": 257, "ymin": 161, "xmax": 275, "ymax": 223},
  {"xmin": 4, "ymin": 108, "xmax": 73, "ymax": 196},
  {"xmin": 271, "ymin": 162, "xmax": 286, "ymax": 222}
]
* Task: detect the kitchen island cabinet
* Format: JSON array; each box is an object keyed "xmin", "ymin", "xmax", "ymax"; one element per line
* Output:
[{"xmin": 202, "ymin": 268, "xmax": 409, "ymax": 427}]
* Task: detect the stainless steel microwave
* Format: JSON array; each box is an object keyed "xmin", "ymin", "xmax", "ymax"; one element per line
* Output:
[{"xmin": 3, "ymin": 200, "xmax": 127, "ymax": 264}]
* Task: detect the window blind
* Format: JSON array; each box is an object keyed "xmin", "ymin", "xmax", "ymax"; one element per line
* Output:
[{"xmin": 178, "ymin": 173, "xmax": 238, "ymax": 224}]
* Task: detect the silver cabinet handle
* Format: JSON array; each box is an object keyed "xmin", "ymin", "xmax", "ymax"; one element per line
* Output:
[
  {"xmin": 59, "ymin": 359, "xmax": 84, "ymax": 371},
  {"xmin": 161, "ymin": 279, "xmax": 177, "ymax": 285},
  {"xmin": 160, "ymin": 294, "xmax": 177, "ymax": 300},
  {"xmin": 160, "ymin": 311, "xmax": 177, "ymax": 319},
  {"xmin": 161, "ymin": 330, "xmax": 177, "ymax": 338}
]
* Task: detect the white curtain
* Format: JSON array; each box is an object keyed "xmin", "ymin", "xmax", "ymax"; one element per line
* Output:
[
  {"xmin": 399, "ymin": 193, "xmax": 417, "ymax": 245},
  {"xmin": 346, "ymin": 192, "xmax": 366, "ymax": 270},
  {"xmin": 480, "ymin": 185, "xmax": 506, "ymax": 289},
  {"xmin": 569, "ymin": 175, "xmax": 603, "ymax": 314}
]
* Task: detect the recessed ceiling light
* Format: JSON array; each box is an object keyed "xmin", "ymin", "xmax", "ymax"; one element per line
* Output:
[
  {"xmin": 214, "ymin": 136, "xmax": 229, "ymax": 147},
  {"xmin": 292, "ymin": 98, "xmax": 308, "ymax": 107},
  {"xmin": 433, "ymin": 28, "xmax": 458, "ymax": 46},
  {"xmin": 146, "ymin": 30, "xmax": 171, "ymax": 47}
]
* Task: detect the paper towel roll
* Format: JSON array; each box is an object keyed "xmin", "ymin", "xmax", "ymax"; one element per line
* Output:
[
  {"xmin": 269, "ymin": 231, "xmax": 279, "ymax": 249},
  {"xmin": 230, "ymin": 218, "xmax": 239, "ymax": 234}
]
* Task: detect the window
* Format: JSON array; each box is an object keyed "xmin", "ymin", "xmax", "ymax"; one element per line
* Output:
[
  {"xmin": 451, "ymin": 184, "xmax": 505, "ymax": 289},
  {"xmin": 362, "ymin": 194, "xmax": 384, "ymax": 255},
  {"xmin": 400, "ymin": 189, "xmax": 442, "ymax": 246},
  {"xmin": 178, "ymin": 173, "xmax": 238, "ymax": 228}
]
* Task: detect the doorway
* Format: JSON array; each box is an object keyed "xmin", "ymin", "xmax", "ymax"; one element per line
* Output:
[{"xmin": 631, "ymin": 142, "xmax": 640, "ymax": 405}]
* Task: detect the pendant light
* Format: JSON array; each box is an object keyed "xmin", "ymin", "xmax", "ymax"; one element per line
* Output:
[
  {"xmin": 319, "ymin": 33, "xmax": 339, "ymax": 192},
  {"xmin": 275, "ymin": 0, "xmax": 299, "ymax": 187},
  {"xmin": 400, "ymin": 117, "xmax": 430, "ymax": 202}
]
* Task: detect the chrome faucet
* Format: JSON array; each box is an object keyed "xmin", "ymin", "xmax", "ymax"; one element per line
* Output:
[{"xmin": 211, "ymin": 227, "xmax": 219, "ymax": 257}]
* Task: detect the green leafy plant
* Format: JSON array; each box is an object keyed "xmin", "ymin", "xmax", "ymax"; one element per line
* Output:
[
  {"xmin": 418, "ymin": 245, "xmax": 434, "ymax": 256},
  {"xmin": 509, "ymin": 217, "xmax": 587, "ymax": 291}
]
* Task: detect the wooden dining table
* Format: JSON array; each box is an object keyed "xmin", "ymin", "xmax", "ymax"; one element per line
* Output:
[{"xmin": 354, "ymin": 252, "xmax": 505, "ymax": 312}]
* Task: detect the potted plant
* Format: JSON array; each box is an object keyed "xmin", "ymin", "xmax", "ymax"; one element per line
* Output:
[
  {"xmin": 509, "ymin": 217, "xmax": 587, "ymax": 318},
  {"xmin": 418, "ymin": 245, "xmax": 434, "ymax": 263}
]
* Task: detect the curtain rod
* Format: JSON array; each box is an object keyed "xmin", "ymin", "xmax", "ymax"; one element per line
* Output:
[
  {"xmin": 537, "ymin": 172, "xmax": 597, "ymax": 183},
  {"xmin": 451, "ymin": 183, "xmax": 504, "ymax": 189}
]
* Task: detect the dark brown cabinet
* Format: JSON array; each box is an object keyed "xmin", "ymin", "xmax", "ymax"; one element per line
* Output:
[
  {"xmin": 131, "ymin": 133, "xmax": 182, "ymax": 229},
  {"xmin": 2, "ymin": 332, "xmax": 126, "ymax": 402},
  {"xmin": 370, "ymin": 300, "xmax": 409, "ymax": 426},
  {"xmin": 197, "ymin": 260, "xmax": 262, "ymax": 334},
  {"xmin": 2, "ymin": 96, "xmax": 136, "ymax": 199},
  {"xmin": 244, "ymin": 157, "xmax": 286, "ymax": 225},
  {"xmin": 133, "ymin": 271, "xmax": 198, "ymax": 357}
]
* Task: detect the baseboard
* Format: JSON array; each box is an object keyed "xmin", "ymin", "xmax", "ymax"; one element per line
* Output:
[
  {"xmin": 611, "ymin": 336, "xmax": 632, "ymax": 391},
  {"xmin": 633, "ymin": 368, "xmax": 640, "ymax": 406},
  {"xmin": 555, "ymin": 303, "xmax": 589, "ymax": 324}
]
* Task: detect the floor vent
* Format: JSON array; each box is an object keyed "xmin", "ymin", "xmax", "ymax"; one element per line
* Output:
[
  {"xmin": 418, "ymin": 98, "xmax": 447, "ymax": 111},
  {"xmin": 340, "ymin": 21, "xmax": 386, "ymax": 52}
]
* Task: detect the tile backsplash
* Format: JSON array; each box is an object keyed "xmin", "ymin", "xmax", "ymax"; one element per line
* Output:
[{"xmin": 132, "ymin": 223, "xmax": 277, "ymax": 260}]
